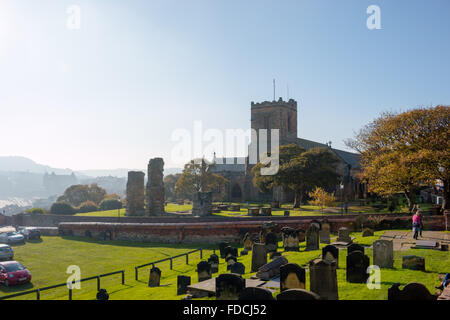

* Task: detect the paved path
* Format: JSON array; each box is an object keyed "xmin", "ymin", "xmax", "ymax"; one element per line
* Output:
[{"xmin": 380, "ymin": 230, "xmax": 449, "ymax": 251}]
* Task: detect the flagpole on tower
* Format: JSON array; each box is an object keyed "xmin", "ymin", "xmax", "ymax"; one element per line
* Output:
[{"xmin": 273, "ymin": 79, "xmax": 276, "ymax": 101}]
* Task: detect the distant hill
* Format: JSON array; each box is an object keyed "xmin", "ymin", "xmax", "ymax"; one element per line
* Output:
[
  {"xmin": 77, "ymin": 168, "xmax": 183, "ymax": 178},
  {"xmin": 0, "ymin": 156, "xmax": 73, "ymax": 175}
]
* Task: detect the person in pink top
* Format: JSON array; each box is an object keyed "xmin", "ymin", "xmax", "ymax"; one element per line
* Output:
[{"xmin": 412, "ymin": 212, "xmax": 422, "ymax": 240}]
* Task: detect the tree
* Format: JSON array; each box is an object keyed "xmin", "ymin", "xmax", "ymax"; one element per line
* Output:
[
  {"xmin": 57, "ymin": 184, "xmax": 107, "ymax": 207},
  {"xmin": 346, "ymin": 106, "xmax": 450, "ymax": 211},
  {"xmin": 50, "ymin": 202, "xmax": 75, "ymax": 215},
  {"xmin": 252, "ymin": 144, "xmax": 341, "ymax": 208},
  {"xmin": 175, "ymin": 158, "xmax": 228, "ymax": 200},
  {"xmin": 164, "ymin": 174, "xmax": 182, "ymax": 201},
  {"xmin": 99, "ymin": 199, "xmax": 123, "ymax": 211},
  {"xmin": 77, "ymin": 201, "xmax": 99, "ymax": 213},
  {"xmin": 308, "ymin": 187, "xmax": 336, "ymax": 214}
]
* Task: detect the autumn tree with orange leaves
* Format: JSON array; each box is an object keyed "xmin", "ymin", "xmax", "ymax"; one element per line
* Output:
[{"xmin": 346, "ymin": 106, "xmax": 450, "ymax": 212}]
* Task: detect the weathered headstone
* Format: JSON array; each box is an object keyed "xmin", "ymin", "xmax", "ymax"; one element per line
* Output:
[
  {"xmin": 306, "ymin": 223, "xmax": 320, "ymax": 251},
  {"xmin": 238, "ymin": 287, "xmax": 275, "ymax": 300},
  {"xmin": 197, "ymin": 261, "xmax": 212, "ymax": 282},
  {"xmin": 260, "ymin": 207, "xmax": 272, "ymax": 216},
  {"xmin": 346, "ymin": 251, "xmax": 370, "ymax": 283},
  {"xmin": 281, "ymin": 227, "xmax": 299, "ymax": 252},
  {"xmin": 126, "ymin": 171, "xmax": 145, "ymax": 216},
  {"xmin": 226, "ymin": 255, "xmax": 237, "ymax": 270},
  {"xmin": 224, "ymin": 246, "xmax": 238, "ymax": 259},
  {"xmin": 248, "ymin": 208, "xmax": 260, "ymax": 216},
  {"xmin": 362, "ymin": 228, "xmax": 374, "ymax": 237},
  {"xmin": 388, "ymin": 282, "xmax": 436, "ymax": 300},
  {"xmin": 265, "ymin": 232, "xmax": 278, "ymax": 257},
  {"xmin": 208, "ymin": 254, "xmax": 219, "ymax": 273},
  {"xmin": 280, "ymin": 263, "xmax": 305, "ymax": 291},
  {"xmin": 319, "ymin": 220, "xmax": 331, "ymax": 244},
  {"xmin": 243, "ymin": 233, "xmax": 253, "ymax": 251},
  {"xmin": 402, "ymin": 255, "xmax": 425, "ymax": 271},
  {"xmin": 348, "ymin": 243, "xmax": 365, "ymax": 255},
  {"xmin": 148, "ymin": 267, "xmax": 161, "ymax": 287},
  {"xmin": 96, "ymin": 288, "xmax": 109, "ymax": 300},
  {"xmin": 192, "ymin": 192, "xmax": 213, "ymax": 217},
  {"xmin": 337, "ymin": 227, "xmax": 352, "ymax": 244},
  {"xmin": 256, "ymin": 256, "xmax": 288, "ymax": 281},
  {"xmin": 177, "ymin": 275, "xmax": 191, "ymax": 295},
  {"xmin": 373, "ymin": 239, "xmax": 394, "ymax": 268},
  {"xmin": 216, "ymin": 274, "xmax": 245, "ymax": 300},
  {"xmin": 284, "ymin": 211, "xmax": 290, "ymax": 217},
  {"xmin": 298, "ymin": 229, "xmax": 306, "ymax": 242},
  {"xmin": 251, "ymin": 243, "xmax": 267, "ymax": 272},
  {"xmin": 322, "ymin": 245, "xmax": 339, "ymax": 268},
  {"xmin": 277, "ymin": 289, "xmax": 320, "ymax": 300},
  {"xmin": 219, "ymin": 242, "xmax": 230, "ymax": 258},
  {"xmin": 230, "ymin": 262, "xmax": 245, "ymax": 275},
  {"xmin": 146, "ymin": 158, "xmax": 165, "ymax": 216},
  {"xmin": 309, "ymin": 259, "xmax": 338, "ymax": 300}
]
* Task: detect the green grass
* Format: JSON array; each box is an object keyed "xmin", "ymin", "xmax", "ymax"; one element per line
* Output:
[
  {"xmin": 1, "ymin": 230, "xmax": 448, "ymax": 300},
  {"xmin": 75, "ymin": 203, "xmax": 193, "ymax": 217}
]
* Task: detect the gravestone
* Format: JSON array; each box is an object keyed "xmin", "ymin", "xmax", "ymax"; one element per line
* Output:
[
  {"xmin": 226, "ymin": 256, "xmax": 237, "ymax": 270},
  {"xmin": 309, "ymin": 259, "xmax": 338, "ymax": 300},
  {"xmin": 251, "ymin": 243, "xmax": 267, "ymax": 272},
  {"xmin": 96, "ymin": 289, "xmax": 109, "ymax": 300},
  {"xmin": 277, "ymin": 289, "xmax": 320, "ymax": 300},
  {"xmin": 224, "ymin": 246, "xmax": 238, "ymax": 259},
  {"xmin": 337, "ymin": 227, "xmax": 352, "ymax": 244},
  {"xmin": 126, "ymin": 171, "xmax": 145, "ymax": 216},
  {"xmin": 243, "ymin": 233, "xmax": 253, "ymax": 251},
  {"xmin": 148, "ymin": 267, "xmax": 161, "ymax": 287},
  {"xmin": 177, "ymin": 275, "xmax": 191, "ymax": 295},
  {"xmin": 298, "ymin": 229, "xmax": 306, "ymax": 242},
  {"xmin": 310, "ymin": 219, "xmax": 322, "ymax": 230},
  {"xmin": 280, "ymin": 263, "xmax": 306, "ymax": 291},
  {"xmin": 197, "ymin": 261, "xmax": 212, "ymax": 282},
  {"xmin": 265, "ymin": 232, "xmax": 278, "ymax": 257},
  {"xmin": 281, "ymin": 227, "xmax": 299, "ymax": 252},
  {"xmin": 248, "ymin": 208, "xmax": 260, "ymax": 216},
  {"xmin": 260, "ymin": 207, "xmax": 272, "ymax": 216},
  {"xmin": 238, "ymin": 287, "xmax": 275, "ymax": 301},
  {"xmin": 192, "ymin": 192, "xmax": 213, "ymax": 217},
  {"xmin": 219, "ymin": 242, "xmax": 230, "ymax": 258},
  {"xmin": 362, "ymin": 228, "xmax": 374, "ymax": 237},
  {"xmin": 256, "ymin": 256, "xmax": 288, "ymax": 281},
  {"xmin": 388, "ymin": 282, "xmax": 436, "ymax": 300},
  {"xmin": 208, "ymin": 254, "xmax": 219, "ymax": 273},
  {"xmin": 322, "ymin": 245, "xmax": 339, "ymax": 268},
  {"xmin": 346, "ymin": 251, "xmax": 370, "ymax": 283},
  {"xmin": 373, "ymin": 240, "xmax": 394, "ymax": 268},
  {"xmin": 146, "ymin": 158, "xmax": 165, "ymax": 216},
  {"xmin": 402, "ymin": 256, "xmax": 425, "ymax": 271},
  {"xmin": 216, "ymin": 274, "xmax": 245, "ymax": 300},
  {"xmin": 319, "ymin": 220, "xmax": 331, "ymax": 244},
  {"xmin": 284, "ymin": 211, "xmax": 290, "ymax": 217},
  {"xmin": 348, "ymin": 243, "xmax": 365, "ymax": 255},
  {"xmin": 306, "ymin": 223, "xmax": 320, "ymax": 251},
  {"xmin": 230, "ymin": 262, "xmax": 245, "ymax": 275}
]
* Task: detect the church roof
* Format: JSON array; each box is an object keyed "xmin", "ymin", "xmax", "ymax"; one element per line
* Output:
[
  {"xmin": 296, "ymin": 138, "xmax": 361, "ymax": 169},
  {"xmin": 212, "ymin": 157, "xmax": 246, "ymax": 172}
]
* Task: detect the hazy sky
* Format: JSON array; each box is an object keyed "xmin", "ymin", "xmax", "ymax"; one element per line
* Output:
[{"xmin": 0, "ymin": 0, "xmax": 449, "ymax": 170}]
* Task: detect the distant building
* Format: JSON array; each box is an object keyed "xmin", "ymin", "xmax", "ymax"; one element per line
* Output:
[
  {"xmin": 43, "ymin": 172, "xmax": 78, "ymax": 196},
  {"xmin": 212, "ymin": 98, "xmax": 364, "ymax": 203}
]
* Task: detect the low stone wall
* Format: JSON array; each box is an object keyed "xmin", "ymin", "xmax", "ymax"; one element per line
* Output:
[
  {"xmin": 0, "ymin": 214, "xmax": 5, "ymax": 226},
  {"xmin": 58, "ymin": 214, "xmax": 445, "ymax": 244}
]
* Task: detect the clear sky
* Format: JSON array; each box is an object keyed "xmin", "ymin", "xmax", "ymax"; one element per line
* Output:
[{"xmin": 0, "ymin": 0, "xmax": 449, "ymax": 170}]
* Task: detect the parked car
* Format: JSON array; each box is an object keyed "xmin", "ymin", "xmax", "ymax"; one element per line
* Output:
[
  {"xmin": 0, "ymin": 261, "xmax": 32, "ymax": 286},
  {"xmin": 0, "ymin": 244, "xmax": 14, "ymax": 261},
  {"xmin": 18, "ymin": 227, "xmax": 41, "ymax": 240},
  {"xmin": 0, "ymin": 232, "xmax": 25, "ymax": 245}
]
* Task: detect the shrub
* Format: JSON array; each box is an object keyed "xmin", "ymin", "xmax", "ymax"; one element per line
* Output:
[
  {"xmin": 99, "ymin": 199, "xmax": 123, "ymax": 211},
  {"xmin": 50, "ymin": 202, "xmax": 76, "ymax": 215},
  {"xmin": 26, "ymin": 208, "xmax": 46, "ymax": 214},
  {"xmin": 77, "ymin": 201, "xmax": 99, "ymax": 213}
]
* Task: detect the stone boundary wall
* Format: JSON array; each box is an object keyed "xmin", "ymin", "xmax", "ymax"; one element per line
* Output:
[
  {"xmin": 0, "ymin": 214, "xmax": 5, "ymax": 226},
  {"xmin": 58, "ymin": 215, "xmax": 444, "ymax": 244}
]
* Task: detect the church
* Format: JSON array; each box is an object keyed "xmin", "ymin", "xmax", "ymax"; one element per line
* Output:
[{"xmin": 212, "ymin": 98, "xmax": 365, "ymax": 204}]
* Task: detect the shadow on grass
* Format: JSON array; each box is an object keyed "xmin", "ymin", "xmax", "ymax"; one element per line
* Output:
[
  {"xmin": 26, "ymin": 238, "xmax": 43, "ymax": 244},
  {"xmin": 0, "ymin": 281, "xmax": 35, "ymax": 295},
  {"xmin": 59, "ymin": 236, "xmax": 219, "ymax": 250}
]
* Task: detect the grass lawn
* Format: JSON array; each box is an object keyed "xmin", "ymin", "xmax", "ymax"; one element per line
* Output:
[{"xmin": 1, "ymin": 231, "xmax": 448, "ymax": 300}]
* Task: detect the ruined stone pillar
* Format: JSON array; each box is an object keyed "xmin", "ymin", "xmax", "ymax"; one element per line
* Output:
[
  {"xmin": 146, "ymin": 158, "xmax": 165, "ymax": 216},
  {"xmin": 126, "ymin": 171, "xmax": 145, "ymax": 216}
]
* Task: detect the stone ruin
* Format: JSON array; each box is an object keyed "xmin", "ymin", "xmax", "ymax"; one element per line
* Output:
[
  {"xmin": 146, "ymin": 158, "xmax": 165, "ymax": 216},
  {"xmin": 192, "ymin": 192, "xmax": 213, "ymax": 216},
  {"xmin": 126, "ymin": 171, "xmax": 145, "ymax": 216}
]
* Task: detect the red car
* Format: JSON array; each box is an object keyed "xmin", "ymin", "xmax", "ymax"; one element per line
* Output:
[{"xmin": 0, "ymin": 261, "xmax": 32, "ymax": 286}]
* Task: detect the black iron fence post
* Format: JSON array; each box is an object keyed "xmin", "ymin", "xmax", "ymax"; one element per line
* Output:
[{"xmin": 36, "ymin": 289, "xmax": 40, "ymax": 300}]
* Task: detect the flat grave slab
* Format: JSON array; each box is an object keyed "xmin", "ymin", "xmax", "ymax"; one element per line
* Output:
[
  {"xmin": 187, "ymin": 277, "xmax": 268, "ymax": 295},
  {"xmin": 412, "ymin": 240, "xmax": 439, "ymax": 249}
]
